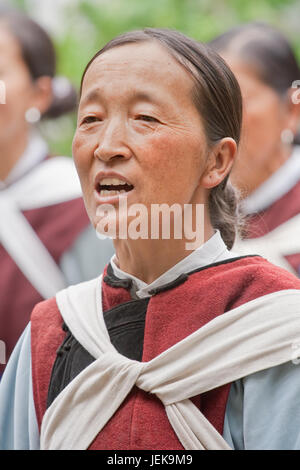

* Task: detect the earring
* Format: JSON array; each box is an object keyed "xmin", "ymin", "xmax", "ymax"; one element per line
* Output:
[
  {"xmin": 25, "ymin": 107, "xmax": 41, "ymax": 124},
  {"xmin": 281, "ymin": 128, "xmax": 294, "ymax": 146}
]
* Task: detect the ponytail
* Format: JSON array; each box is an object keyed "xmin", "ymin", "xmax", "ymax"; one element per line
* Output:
[{"xmin": 209, "ymin": 176, "xmax": 243, "ymax": 249}]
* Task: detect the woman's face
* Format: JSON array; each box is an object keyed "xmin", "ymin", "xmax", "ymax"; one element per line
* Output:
[
  {"xmin": 73, "ymin": 41, "xmax": 209, "ymax": 233},
  {"xmin": 0, "ymin": 25, "xmax": 36, "ymax": 143},
  {"xmin": 221, "ymin": 54, "xmax": 291, "ymax": 195}
]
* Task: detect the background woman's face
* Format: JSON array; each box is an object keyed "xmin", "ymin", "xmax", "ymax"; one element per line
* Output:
[
  {"xmin": 221, "ymin": 54, "xmax": 291, "ymax": 195},
  {"xmin": 0, "ymin": 25, "xmax": 35, "ymax": 143},
  {"xmin": 73, "ymin": 41, "xmax": 209, "ymax": 232}
]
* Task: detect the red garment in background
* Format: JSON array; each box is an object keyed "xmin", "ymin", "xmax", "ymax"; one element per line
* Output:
[
  {"xmin": 245, "ymin": 180, "xmax": 300, "ymax": 274},
  {"xmin": 0, "ymin": 197, "xmax": 91, "ymax": 376}
]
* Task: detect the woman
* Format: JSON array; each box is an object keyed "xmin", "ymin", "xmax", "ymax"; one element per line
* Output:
[
  {"xmin": 1, "ymin": 28, "xmax": 300, "ymax": 450},
  {"xmin": 0, "ymin": 8, "xmax": 113, "ymax": 377},
  {"xmin": 210, "ymin": 23, "xmax": 300, "ymax": 275}
]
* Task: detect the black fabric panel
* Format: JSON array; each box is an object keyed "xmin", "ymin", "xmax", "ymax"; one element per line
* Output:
[
  {"xmin": 47, "ymin": 297, "xmax": 149, "ymax": 409},
  {"xmin": 103, "ymin": 298, "xmax": 149, "ymax": 360}
]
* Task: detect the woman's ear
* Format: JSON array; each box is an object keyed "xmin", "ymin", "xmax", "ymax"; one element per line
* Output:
[
  {"xmin": 284, "ymin": 87, "xmax": 300, "ymax": 136},
  {"xmin": 201, "ymin": 137, "xmax": 237, "ymax": 189},
  {"xmin": 30, "ymin": 76, "xmax": 53, "ymax": 116}
]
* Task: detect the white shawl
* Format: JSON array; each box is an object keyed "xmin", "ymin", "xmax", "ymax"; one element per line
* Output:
[{"xmin": 40, "ymin": 276, "xmax": 300, "ymax": 450}]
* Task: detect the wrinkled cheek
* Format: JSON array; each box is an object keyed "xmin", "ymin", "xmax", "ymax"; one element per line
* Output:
[
  {"xmin": 72, "ymin": 135, "xmax": 94, "ymax": 210},
  {"xmin": 142, "ymin": 161, "xmax": 190, "ymax": 206},
  {"xmin": 143, "ymin": 144, "xmax": 192, "ymax": 190},
  {"xmin": 72, "ymin": 133, "xmax": 84, "ymax": 164},
  {"xmin": 72, "ymin": 134, "xmax": 92, "ymax": 176},
  {"xmin": 140, "ymin": 135, "xmax": 187, "ymax": 173},
  {"xmin": 81, "ymin": 182, "xmax": 96, "ymax": 226}
]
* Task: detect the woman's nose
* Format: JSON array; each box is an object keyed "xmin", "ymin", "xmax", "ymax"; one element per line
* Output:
[{"xmin": 94, "ymin": 119, "xmax": 132, "ymax": 162}]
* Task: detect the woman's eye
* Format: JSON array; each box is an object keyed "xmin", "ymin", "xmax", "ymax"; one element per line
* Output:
[
  {"xmin": 136, "ymin": 115, "xmax": 159, "ymax": 123},
  {"xmin": 81, "ymin": 116, "xmax": 100, "ymax": 125}
]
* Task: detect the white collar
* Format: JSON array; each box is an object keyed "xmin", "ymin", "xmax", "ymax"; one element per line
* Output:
[
  {"xmin": 110, "ymin": 231, "xmax": 237, "ymax": 299},
  {"xmin": 242, "ymin": 146, "xmax": 300, "ymax": 215},
  {"xmin": 0, "ymin": 133, "xmax": 48, "ymax": 190}
]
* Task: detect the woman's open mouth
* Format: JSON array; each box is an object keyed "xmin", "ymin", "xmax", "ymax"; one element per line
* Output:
[{"xmin": 96, "ymin": 177, "xmax": 134, "ymax": 197}]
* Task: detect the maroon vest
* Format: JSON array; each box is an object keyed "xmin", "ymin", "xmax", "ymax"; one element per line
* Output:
[{"xmin": 31, "ymin": 256, "xmax": 300, "ymax": 449}]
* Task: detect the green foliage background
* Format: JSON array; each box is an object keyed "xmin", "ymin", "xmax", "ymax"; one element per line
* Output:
[{"xmin": 10, "ymin": 0, "xmax": 300, "ymax": 157}]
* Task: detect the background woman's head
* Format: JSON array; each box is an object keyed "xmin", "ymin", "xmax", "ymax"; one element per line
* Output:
[
  {"xmin": 74, "ymin": 28, "xmax": 243, "ymax": 249},
  {"xmin": 0, "ymin": 8, "xmax": 77, "ymax": 174},
  {"xmin": 209, "ymin": 22, "xmax": 300, "ymax": 196}
]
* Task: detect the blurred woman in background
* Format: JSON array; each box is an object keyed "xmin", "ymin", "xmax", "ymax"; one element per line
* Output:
[
  {"xmin": 210, "ymin": 23, "xmax": 300, "ymax": 275},
  {"xmin": 0, "ymin": 8, "xmax": 113, "ymax": 377}
]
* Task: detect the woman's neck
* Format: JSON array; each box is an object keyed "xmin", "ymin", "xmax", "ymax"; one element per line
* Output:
[
  {"xmin": 0, "ymin": 129, "xmax": 29, "ymax": 181},
  {"xmin": 236, "ymin": 144, "xmax": 293, "ymax": 197},
  {"xmin": 113, "ymin": 214, "xmax": 214, "ymax": 284}
]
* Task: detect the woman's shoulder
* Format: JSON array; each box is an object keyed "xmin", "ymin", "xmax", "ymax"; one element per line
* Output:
[
  {"xmin": 31, "ymin": 274, "xmax": 102, "ymax": 322},
  {"xmin": 30, "ymin": 297, "xmax": 66, "ymax": 359},
  {"xmin": 189, "ymin": 255, "xmax": 300, "ymax": 308},
  {"xmin": 206, "ymin": 254, "xmax": 300, "ymax": 285},
  {"xmin": 221, "ymin": 255, "xmax": 300, "ymax": 307},
  {"xmin": 31, "ymin": 296, "xmax": 61, "ymax": 324},
  {"xmin": 231, "ymin": 254, "xmax": 300, "ymax": 287}
]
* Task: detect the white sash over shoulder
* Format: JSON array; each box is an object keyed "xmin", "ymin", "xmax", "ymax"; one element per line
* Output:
[
  {"xmin": 40, "ymin": 276, "xmax": 300, "ymax": 450},
  {"xmin": 0, "ymin": 157, "xmax": 83, "ymax": 298}
]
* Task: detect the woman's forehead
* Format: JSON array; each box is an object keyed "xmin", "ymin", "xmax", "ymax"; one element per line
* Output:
[
  {"xmin": 0, "ymin": 23, "xmax": 22, "ymax": 62},
  {"xmin": 81, "ymin": 41, "xmax": 195, "ymax": 98}
]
